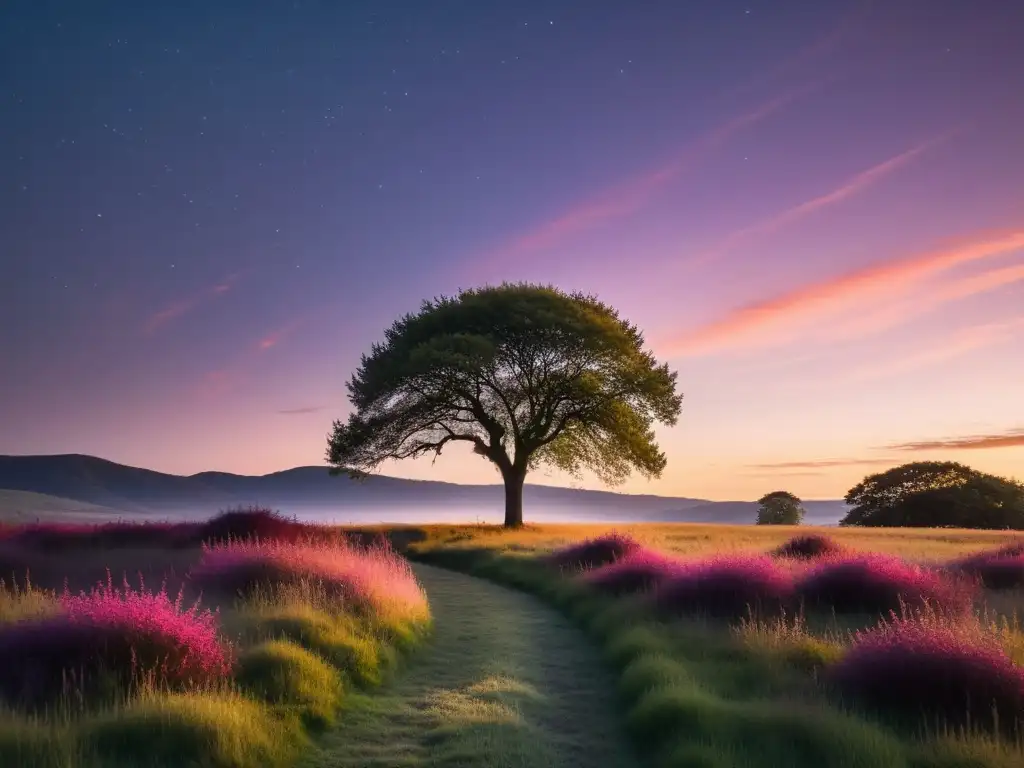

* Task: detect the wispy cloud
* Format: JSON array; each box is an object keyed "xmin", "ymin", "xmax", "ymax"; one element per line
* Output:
[
  {"xmin": 144, "ymin": 272, "xmax": 243, "ymax": 334},
  {"xmin": 725, "ymin": 1, "xmax": 875, "ymax": 100},
  {"xmin": 662, "ymin": 229, "xmax": 1024, "ymax": 357},
  {"xmin": 849, "ymin": 317, "xmax": 1024, "ymax": 381},
  {"xmin": 257, "ymin": 316, "xmax": 307, "ymax": 352},
  {"xmin": 885, "ymin": 427, "xmax": 1024, "ymax": 452},
  {"xmin": 747, "ymin": 457, "xmax": 897, "ymax": 469},
  {"xmin": 742, "ymin": 470, "xmax": 827, "ymax": 478},
  {"xmin": 475, "ymin": 85, "xmax": 816, "ymax": 270},
  {"xmin": 277, "ymin": 406, "xmax": 324, "ymax": 415},
  {"xmin": 196, "ymin": 308, "xmax": 326, "ymax": 399},
  {"xmin": 829, "ymin": 261, "xmax": 1024, "ymax": 341},
  {"xmin": 692, "ymin": 132, "xmax": 957, "ymax": 266}
]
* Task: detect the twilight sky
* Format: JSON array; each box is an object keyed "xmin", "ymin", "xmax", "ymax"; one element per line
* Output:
[{"xmin": 2, "ymin": 0, "xmax": 1023, "ymax": 501}]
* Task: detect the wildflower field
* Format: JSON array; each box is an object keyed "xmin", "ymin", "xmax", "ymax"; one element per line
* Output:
[
  {"xmin": 0, "ymin": 508, "xmax": 431, "ymax": 768},
  {"xmin": 3, "ymin": 514, "xmax": 1024, "ymax": 768},
  {"xmin": 407, "ymin": 522, "xmax": 1024, "ymax": 768}
]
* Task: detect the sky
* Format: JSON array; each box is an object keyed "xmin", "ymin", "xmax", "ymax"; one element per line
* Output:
[{"xmin": 1, "ymin": 0, "xmax": 1023, "ymax": 501}]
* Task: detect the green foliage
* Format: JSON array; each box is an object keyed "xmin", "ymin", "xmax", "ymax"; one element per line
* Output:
[
  {"xmin": 842, "ymin": 462, "xmax": 1024, "ymax": 528},
  {"xmin": 755, "ymin": 490, "xmax": 805, "ymax": 525},
  {"xmin": 235, "ymin": 640, "xmax": 343, "ymax": 728},
  {"xmin": 412, "ymin": 547, "xmax": 923, "ymax": 768},
  {"xmin": 235, "ymin": 603, "xmax": 393, "ymax": 688},
  {"xmin": 78, "ymin": 692, "xmax": 305, "ymax": 768},
  {"xmin": 326, "ymin": 283, "xmax": 682, "ymax": 526}
]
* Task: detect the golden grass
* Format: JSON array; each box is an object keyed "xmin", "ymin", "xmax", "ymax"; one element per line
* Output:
[
  {"xmin": 399, "ymin": 522, "xmax": 1024, "ymax": 562},
  {"xmin": 399, "ymin": 521, "xmax": 1024, "ymax": 643}
]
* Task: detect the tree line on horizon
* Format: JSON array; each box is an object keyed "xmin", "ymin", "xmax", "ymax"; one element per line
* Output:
[
  {"xmin": 757, "ymin": 461, "xmax": 1024, "ymax": 529},
  {"xmin": 324, "ymin": 282, "xmax": 1024, "ymax": 530}
]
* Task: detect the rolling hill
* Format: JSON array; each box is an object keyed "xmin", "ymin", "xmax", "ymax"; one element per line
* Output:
[
  {"xmin": 0, "ymin": 489, "xmax": 132, "ymax": 523},
  {"xmin": 0, "ymin": 453, "xmax": 849, "ymax": 524}
]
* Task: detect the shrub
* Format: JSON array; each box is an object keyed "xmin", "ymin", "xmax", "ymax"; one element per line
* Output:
[
  {"xmin": 238, "ymin": 604, "xmax": 388, "ymax": 687},
  {"xmin": 0, "ymin": 574, "xmax": 231, "ymax": 708},
  {"xmin": 828, "ymin": 612, "xmax": 1024, "ymax": 733},
  {"xmin": 583, "ymin": 548, "xmax": 683, "ymax": 595},
  {"xmin": 189, "ymin": 538, "xmax": 429, "ymax": 623},
  {"xmin": 654, "ymin": 555, "xmax": 794, "ymax": 620},
  {"xmin": 79, "ymin": 691, "xmax": 304, "ymax": 768},
  {"xmin": 236, "ymin": 640, "xmax": 342, "ymax": 728},
  {"xmin": 547, "ymin": 532, "xmax": 642, "ymax": 571},
  {"xmin": 5, "ymin": 521, "xmax": 199, "ymax": 550},
  {"xmin": 771, "ymin": 534, "xmax": 844, "ymax": 560},
  {"xmin": 199, "ymin": 506, "xmax": 313, "ymax": 544},
  {"xmin": 948, "ymin": 542, "xmax": 1024, "ymax": 590},
  {"xmin": 794, "ymin": 554, "xmax": 975, "ymax": 616}
]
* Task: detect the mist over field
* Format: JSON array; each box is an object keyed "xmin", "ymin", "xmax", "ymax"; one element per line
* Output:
[{"xmin": 0, "ymin": 454, "xmax": 848, "ymax": 526}]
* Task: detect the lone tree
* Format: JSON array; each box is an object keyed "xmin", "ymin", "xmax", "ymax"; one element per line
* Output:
[
  {"xmin": 326, "ymin": 283, "xmax": 683, "ymax": 527},
  {"xmin": 841, "ymin": 461, "xmax": 1024, "ymax": 529},
  {"xmin": 756, "ymin": 491, "xmax": 805, "ymax": 525}
]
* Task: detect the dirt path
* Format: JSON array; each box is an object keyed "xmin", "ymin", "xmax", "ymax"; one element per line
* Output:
[{"xmin": 303, "ymin": 563, "xmax": 640, "ymax": 768}]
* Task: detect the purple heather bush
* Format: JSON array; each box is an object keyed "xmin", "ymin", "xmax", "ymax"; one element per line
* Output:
[
  {"xmin": 828, "ymin": 612, "xmax": 1024, "ymax": 733},
  {"xmin": 189, "ymin": 538, "xmax": 429, "ymax": 623},
  {"xmin": 583, "ymin": 548, "xmax": 684, "ymax": 595},
  {"xmin": 198, "ymin": 506, "xmax": 318, "ymax": 544},
  {"xmin": 654, "ymin": 554, "xmax": 795, "ymax": 620},
  {"xmin": 771, "ymin": 534, "xmax": 845, "ymax": 560},
  {"xmin": 0, "ymin": 574, "xmax": 231, "ymax": 709},
  {"xmin": 795, "ymin": 554, "xmax": 975, "ymax": 616},
  {"xmin": 548, "ymin": 532, "xmax": 643, "ymax": 572},
  {"xmin": 4, "ymin": 521, "xmax": 200, "ymax": 550},
  {"xmin": 948, "ymin": 542, "xmax": 1024, "ymax": 590}
]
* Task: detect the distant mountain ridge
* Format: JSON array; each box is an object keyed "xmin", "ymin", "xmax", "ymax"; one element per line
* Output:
[{"xmin": 0, "ymin": 453, "xmax": 849, "ymax": 525}]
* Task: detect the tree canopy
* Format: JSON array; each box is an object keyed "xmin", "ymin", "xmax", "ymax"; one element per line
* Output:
[
  {"xmin": 326, "ymin": 283, "xmax": 683, "ymax": 526},
  {"xmin": 840, "ymin": 461, "xmax": 1024, "ymax": 529},
  {"xmin": 755, "ymin": 490, "xmax": 804, "ymax": 525}
]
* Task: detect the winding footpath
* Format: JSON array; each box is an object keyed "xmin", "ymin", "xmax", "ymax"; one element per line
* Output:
[{"xmin": 303, "ymin": 563, "xmax": 640, "ymax": 768}]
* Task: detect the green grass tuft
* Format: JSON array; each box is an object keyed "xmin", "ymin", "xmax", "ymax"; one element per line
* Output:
[
  {"xmin": 0, "ymin": 719, "xmax": 67, "ymax": 768},
  {"xmin": 78, "ymin": 691, "xmax": 305, "ymax": 768},
  {"xmin": 235, "ymin": 640, "xmax": 343, "ymax": 729},
  {"xmin": 618, "ymin": 654, "xmax": 691, "ymax": 705},
  {"xmin": 237, "ymin": 603, "xmax": 390, "ymax": 688}
]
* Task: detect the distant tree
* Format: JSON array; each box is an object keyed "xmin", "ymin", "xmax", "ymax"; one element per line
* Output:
[
  {"xmin": 325, "ymin": 283, "xmax": 683, "ymax": 527},
  {"xmin": 756, "ymin": 491, "xmax": 805, "ymax": 525},
  {"xmin": 841, "ymin": 461, "xmax": 1024, "ymax": 529}
]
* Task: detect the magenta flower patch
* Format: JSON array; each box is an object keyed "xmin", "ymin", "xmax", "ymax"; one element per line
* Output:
[
  {"xmin": 654, "ymin": 554, "xmax": 794, "ymax": 620},
  {"xmin": 829, "ymin": 615, "xmax": 1024, "ymax": 733},
  {"xmin": 548, "ymin": 532, "xmax": 643, "ymax": 572}
]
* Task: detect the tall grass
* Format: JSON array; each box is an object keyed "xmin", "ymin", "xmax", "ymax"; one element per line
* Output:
[
  {"xmin": 190, "ymin": 536, "xmax": 429, "ymax": 624},
  {"xmin": 0, "ymin": 574, "xmax": 231, "ymax": 710},
  {"xmin": 409, "ymin": 524, "xmax": 1024, "ymax": 768},
  {"xmin": 0, "ymin": 513, "xmax": 431, "ymax": 768}
]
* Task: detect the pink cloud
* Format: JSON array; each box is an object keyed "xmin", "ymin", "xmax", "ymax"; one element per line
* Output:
[
  {"xmin": 661, "ymin": 229, "xmax": 1024, "ymax": 357},
  {"xmin": 747, "ymin": 457, "xmax": 898, "ymax": 469},
  {"xmin": 885, "ymin": 427, "xmax": 1024, "ymax": 452},
  {"xmin": 474, "ymin": 85, "xmax": 815, "ymax": 271},
  {"xmin": 144, "ymin": 272, "xmax": 244, "ymax": 334},
  {"xmin": 257, "ymin": 317, "xmax": 306, "ymax": 352},
  {"xmin": 691, "ymin": 131, "xmax": 958, "ymax": 266}
]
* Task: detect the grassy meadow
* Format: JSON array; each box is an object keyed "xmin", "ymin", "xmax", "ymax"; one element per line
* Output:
[
  {"xmin": 2, "ymin": 513, "xmax": 1024, "ymax": 767},
  {"xmin": 0, "ymin": 510, "xmax": 431, "ymax": 768},
  {"xmin": 406, "ymin": 522, "xmax": 1024, "ymax": 768}
]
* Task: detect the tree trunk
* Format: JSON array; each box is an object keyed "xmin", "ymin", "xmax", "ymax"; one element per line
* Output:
[{"xmin": 502, "ymin": 465, "xmax": 527, "ymax": 528}]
